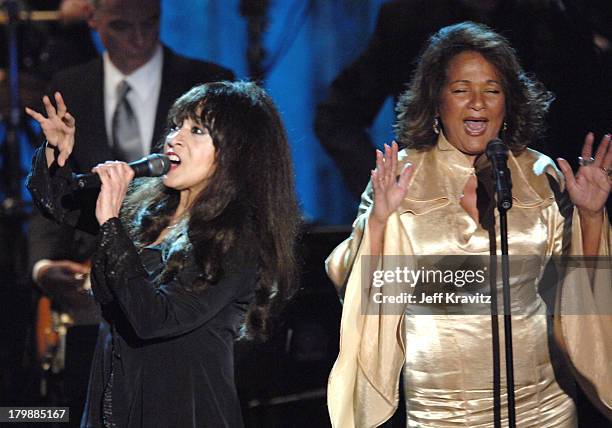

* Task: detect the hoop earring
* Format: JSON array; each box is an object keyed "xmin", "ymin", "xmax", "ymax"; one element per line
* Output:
[{"xmin": 433, "ymin": 117, "xmax": 440, "ymax": 135}]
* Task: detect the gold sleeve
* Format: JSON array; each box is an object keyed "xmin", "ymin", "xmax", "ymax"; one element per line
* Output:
[
  {"xmin": 325, "ymin": 180, "xmax": 374, "ymax": 297},
  {"xmin": 553, "ymin": 200, "xmax": 612, "ymax": 419}
]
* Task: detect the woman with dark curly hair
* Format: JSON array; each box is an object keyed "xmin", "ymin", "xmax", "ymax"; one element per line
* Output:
[
  {"xmin": 26, "ymin": 81, "xmax": 299, "ymax": 427},
  {"xmin": 326, "ymin": 22, "xmax": 611, "ymax": 427}
]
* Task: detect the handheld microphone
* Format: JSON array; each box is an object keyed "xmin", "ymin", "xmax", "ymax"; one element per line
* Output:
[
  {"xmin": 485, "ymin": 138, "xmax": 512, "ymax": 211},
  {"xmin": 73, "ymin": 154, "xmax": 171, "ymax": 190}
]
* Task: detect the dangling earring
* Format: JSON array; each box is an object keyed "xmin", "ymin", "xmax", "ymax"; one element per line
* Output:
[
  {"xmin": 502, "ymin": 121, "xmax": 508, "ymax": 133},
  {"xmin": 433, "ymin": 117, "xmax": 440, "ymax": 135}
]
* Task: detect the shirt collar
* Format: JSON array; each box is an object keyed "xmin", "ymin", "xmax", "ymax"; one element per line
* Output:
[{"xmin": 103, "ymin": 44, "xmax": 163, "ymax": 102}]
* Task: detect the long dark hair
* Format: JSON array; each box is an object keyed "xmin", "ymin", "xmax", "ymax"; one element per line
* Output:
[
  {"xmin": 395, "ymin": 21, "xmax": 554, "ymax": 152},
  {"xmin": 121, "ymin": 81, "xmax": 300, "ymax": 340}
]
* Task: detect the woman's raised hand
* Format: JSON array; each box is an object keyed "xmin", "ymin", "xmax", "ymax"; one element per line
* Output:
[
  {"xmin": 557, "ymin": 133, "xmax": 612, "ymax": 215},
  {"xmin": 370, "ymin": 141, "xmax": 413, "ymax": 225},
  {"xmin": 92, "ymin": 161, "xmax": 135, "ymax": 226},
  {"xmin": 25, "ymin": 92, "xmax": 75, "ymax": 167}
]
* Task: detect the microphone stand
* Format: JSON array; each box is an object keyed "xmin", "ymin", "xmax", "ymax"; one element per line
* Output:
[
  {"xmin": 1, "ymin": 0, "xmax": 29, "ymax": 273},
  {"xmin": 0, "ymin": 0, "xmax": 34, "ymax": 406},
  {"xmin": 498, "ymin": 197, "xmax": 515, "ymax": 427},
  {"xmin": 487, "ymin": 139, "xmax": 515, "ymax": 427}
]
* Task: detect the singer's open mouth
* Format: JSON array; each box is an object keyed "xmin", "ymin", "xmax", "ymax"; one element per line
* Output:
[
  {"xmin": 463, "ymin": 118, "xmax": 488, "ymax": 136},
  {"xmin": 166, "ymin": 152, "xmax": 181, "ymax": 169}
]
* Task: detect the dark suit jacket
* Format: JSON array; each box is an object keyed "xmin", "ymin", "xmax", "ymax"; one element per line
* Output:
[{"xmin": 28, "ymin": 46, "xmax": 234, "ymax": 276}]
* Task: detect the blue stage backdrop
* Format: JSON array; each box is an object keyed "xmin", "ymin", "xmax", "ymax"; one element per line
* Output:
[{"xmin": 160, "ymin": 0, "xmax": 395, "ymax": 224}]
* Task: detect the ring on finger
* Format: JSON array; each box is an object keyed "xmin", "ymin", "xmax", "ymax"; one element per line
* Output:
[{"xmin": 578, "ymin": 156, "xmax": 595, "ymax": 167}]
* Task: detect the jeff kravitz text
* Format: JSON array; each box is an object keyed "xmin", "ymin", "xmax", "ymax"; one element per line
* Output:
[{"xmin": 369, "ymin": 265, "xmax": 491, "ymax": 305}]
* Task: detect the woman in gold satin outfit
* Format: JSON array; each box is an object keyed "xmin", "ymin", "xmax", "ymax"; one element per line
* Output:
[{"xmin": 326, "ymin": 22, "xmax": 612, "ymax": 427}]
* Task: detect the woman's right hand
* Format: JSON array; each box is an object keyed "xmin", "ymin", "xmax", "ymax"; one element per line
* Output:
[
  {"xmin": 370, "ymin": 141, "xmax": 413, "ymax": 226},
  {"xmin": 25, "ymin": 92, "xmax": 75, "ymax": 167},
  {"xmin": 92, "ymin": 161, "xmax": 134, "ymax": 226}
]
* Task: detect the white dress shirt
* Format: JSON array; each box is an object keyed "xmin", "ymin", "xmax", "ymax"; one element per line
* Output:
[{"xmin": 103, "ymin": 44, "xmax": 163, "ymax": 155}]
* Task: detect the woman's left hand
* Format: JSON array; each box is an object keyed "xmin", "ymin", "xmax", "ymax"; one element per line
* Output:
[
  {"xmin": 557, "ymin": 133, "xmax": 612, "ymax": 215},
  {"xmin": 93, "ymin": 161, "xmax": 134, "ymax": 225}
]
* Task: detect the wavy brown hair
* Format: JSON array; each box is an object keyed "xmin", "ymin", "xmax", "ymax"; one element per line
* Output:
[
  {"xmin": 395, "ymin": 21, "xmax": 554, "ymax": 153},
  {"xmin": 120, "ymin": 81, "xmax": 300, "ymax": 340}
]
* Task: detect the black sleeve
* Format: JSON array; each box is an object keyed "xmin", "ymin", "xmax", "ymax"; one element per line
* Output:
[
  {"xmin": 27, "ymin": 145, "xmax": 79, "ymax": 226},
  {"xmin": 26, "ymin": 145, "xmax": 100, "ymax": 235},
  {"xmin": 91, "ymin": 218, "xmax": 257, "ymax": 340}
]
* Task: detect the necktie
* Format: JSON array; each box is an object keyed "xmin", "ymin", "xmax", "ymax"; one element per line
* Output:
[{"xmin": 112, "ymin": 80, "xmax": 143, "ymax": 162}]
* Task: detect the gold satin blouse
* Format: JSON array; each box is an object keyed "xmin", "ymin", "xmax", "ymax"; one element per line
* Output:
[{"xmin": 326, "ymin": 135, "xmax": 611, "ymax": 427}]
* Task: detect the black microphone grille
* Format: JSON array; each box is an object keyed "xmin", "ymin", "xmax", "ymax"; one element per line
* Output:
[
  {"xmin": 147, "ymin": 154, "xmax": 171, "ymax": 176},
  {"xmin": 486, "ymin": 138, "xmax": 507, "ymax": 158}
]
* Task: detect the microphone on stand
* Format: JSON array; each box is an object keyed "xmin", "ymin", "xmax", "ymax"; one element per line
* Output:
[
  {"xmin": 486, "ymin": 137, "xmax": 516, "ymax": 427},
  {"xmin": 72, "ymin": 154, "xmax": 171, "ymax": 190},
  {"xmin": 486, "ymin": 138, "xmax": 512, "ymax": 211}
]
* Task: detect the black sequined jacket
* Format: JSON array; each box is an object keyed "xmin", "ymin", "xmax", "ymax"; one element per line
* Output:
[{"xmin": 27, "ymin": 146, "xmax": 256, "ymax": 427}]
